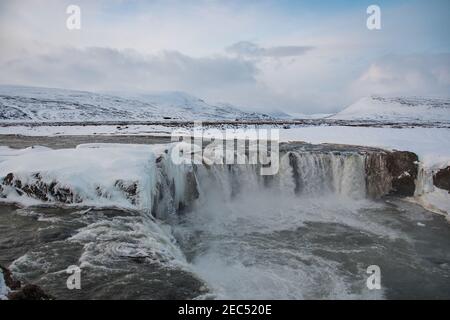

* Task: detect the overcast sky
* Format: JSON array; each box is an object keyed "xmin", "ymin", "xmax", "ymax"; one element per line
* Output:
[{"xmin": 0, "ymin": 0, "xmax": 449, "ymax": 114}]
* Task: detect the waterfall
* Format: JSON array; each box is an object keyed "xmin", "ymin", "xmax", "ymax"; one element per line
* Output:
[
  {"xmin": 286, "ymin": 152, "xmax": 366, "ymax": 198},
  {"xmin": 0, "ymin": 143, "xmax": 402, "ymax": 213},
  {"xmin": 158, "ymin": 151, "xmax": 367, "ymax": 212},
  {"xmin": 134, "ymin": 146, "xmax": 403, "ymax": 220}
]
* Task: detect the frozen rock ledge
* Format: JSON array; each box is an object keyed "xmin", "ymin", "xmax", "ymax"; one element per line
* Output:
[{"xmin": 0, "ymin": 142, "xmax": 448, "ymax": 219}]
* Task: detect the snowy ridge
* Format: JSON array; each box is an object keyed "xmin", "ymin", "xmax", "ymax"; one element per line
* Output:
[
  {"xmin": 0, "ymin": 86, "xmax": 270, "ymax": 122},
  {"xmin": 332, "ymin": 96, "xmax": 450, "ymax": 123}
]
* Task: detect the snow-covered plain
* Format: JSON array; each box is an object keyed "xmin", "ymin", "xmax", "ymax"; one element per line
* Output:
[{"xmin": 0, "ymin": 124, "xmax": 174, "ymax": 136}]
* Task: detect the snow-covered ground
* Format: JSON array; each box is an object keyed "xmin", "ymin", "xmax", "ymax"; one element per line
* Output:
[
  {"xmin": 332, "ymin": 96, "xmax": 450, "ymax": 123},
  {"xmin": 0, "ymin": 124, "xmax": 174, "ymax": 136}
]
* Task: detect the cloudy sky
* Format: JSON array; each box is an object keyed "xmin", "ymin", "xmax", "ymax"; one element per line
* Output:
[{"xmin": 0, "ymin": 0, "xmax": 449, "ymax": 114}]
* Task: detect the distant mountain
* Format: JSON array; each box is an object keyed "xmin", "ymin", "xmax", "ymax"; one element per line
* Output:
[
  {"xmin": 265, "ymin": 110, "xmax": 293, "ymax": 119},
  {"xmin": 332, "ymin": 96, "xmax": 450, "ymax": 123},
  {"xmin": 0, "ymin": 85, "xmax": 272, "ymax": 122},
  {"xmin": 287, "ymin": 112, "xmax": 333, "ymax": 120}
]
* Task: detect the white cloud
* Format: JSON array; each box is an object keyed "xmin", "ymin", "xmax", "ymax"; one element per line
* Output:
[
  {"xmin": 226, "ymin": 41, "xmax": 314, "ymax": 58},
  {"xmin": 0, "ymin": 47, "xmax": 258, "ymax": 94},
  {"xmin": 351, "ymin": 54, "xmax": 450, "ymax": 99}
]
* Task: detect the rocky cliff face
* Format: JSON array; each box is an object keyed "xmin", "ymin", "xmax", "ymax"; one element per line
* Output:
[
  {"xmin": 386, "ymin": 151, "xmax": 419, "ymax": 197},
  {"xmin": 433, "ymin": 167, "xmax": 450, "ymax": 193}
]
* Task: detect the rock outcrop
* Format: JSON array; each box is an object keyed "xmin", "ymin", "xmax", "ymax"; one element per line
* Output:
[
  {"xmin": 0, "ymin": 173, "xmax": 140, "ymax": 206},
  {"xmin": 366, "ymin": 150, "xmax": 419, "ymax": 198},
  {"xmin": 1, "ymin": 173, "xmax": 82, "ymax": 203},
  {"xmin": 385, "ymin": 151, "xmax": 419, "ymax": 197},
  {"xmin": 433, "ymin": 166, "xmax": 450, "ymax": 193},
  {"xmin": 0, "ymin": 265, "xmax": 53, "ymax": 300},
  {"xmin": 8, "ymin": 284, "xmax": 53, "ymax": 300},
  {"xmin": 0, "ymin": 265, "xmax": 21, "ymax": 292}
]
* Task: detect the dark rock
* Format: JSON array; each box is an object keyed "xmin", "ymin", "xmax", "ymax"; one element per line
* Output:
[
  {"xmin": 1, "ymin": 264, "xmax": 53, "ymax": 300},
  {"xmin": 3, "ymin": 173, "xmax": 14, "ymax": 185},
  {"xmin": 0, "ymin": 172, "xmax": 81, "ymax": 204},
  {"xmin": 433, "ymin": 166, "xmax": 450, "ymax": 193},
  {"xmin": 8, "ymin": 284, "xmax": 53, "ymax": 300},
  {"xmin": 385, "ymin": 151, "xmax": 419, "ymax": 197},
  {"xmin": 0, "ymin": 265, "xmax": 21, "ymax": 290},
  {"xmin": 115, "ymin": 180, "xmax": 138, "ymax": 205}
]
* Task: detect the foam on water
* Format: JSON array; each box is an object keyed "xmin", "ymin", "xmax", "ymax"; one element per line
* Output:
[
  {"xmin": 170, "ymin": 152, "xmax": 401, "ymax": 299},
  {"xmin": 68, "ymin": 214, "xmax": 187, "ymax": 270}
]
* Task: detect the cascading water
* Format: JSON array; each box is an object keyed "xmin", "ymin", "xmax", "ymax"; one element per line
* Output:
[
  {"xmin": 286, "ymin": 152, "xmax": 366, "ymax": 198},
  {"xmin": 155, "ymin": 148, "xmax": 396, "ymax": 299}
]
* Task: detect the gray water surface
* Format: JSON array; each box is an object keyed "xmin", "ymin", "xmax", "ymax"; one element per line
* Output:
[{"xmin": 1, "ymin": 198, "xmax": 449, "ymax": 300}]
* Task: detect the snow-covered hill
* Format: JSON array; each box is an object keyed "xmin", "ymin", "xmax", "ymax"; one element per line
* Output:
[
  {"xmin": 0, "ymin": 86, "xmax": 271, "ymax": 122},
  {"xmin": 332, "ymin": 96, "xmax": 450, "ymax": 123}
]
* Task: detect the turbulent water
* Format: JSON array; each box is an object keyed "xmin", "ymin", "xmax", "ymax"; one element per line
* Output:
[{"xmin": 1, "ymin": 147, "xmax": 450, "ymax": 299}]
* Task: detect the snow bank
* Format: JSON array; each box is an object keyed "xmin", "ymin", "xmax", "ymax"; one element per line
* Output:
[{"xmin": 0, "ymin": 144, "xmax": 168, "ymax": 209}]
